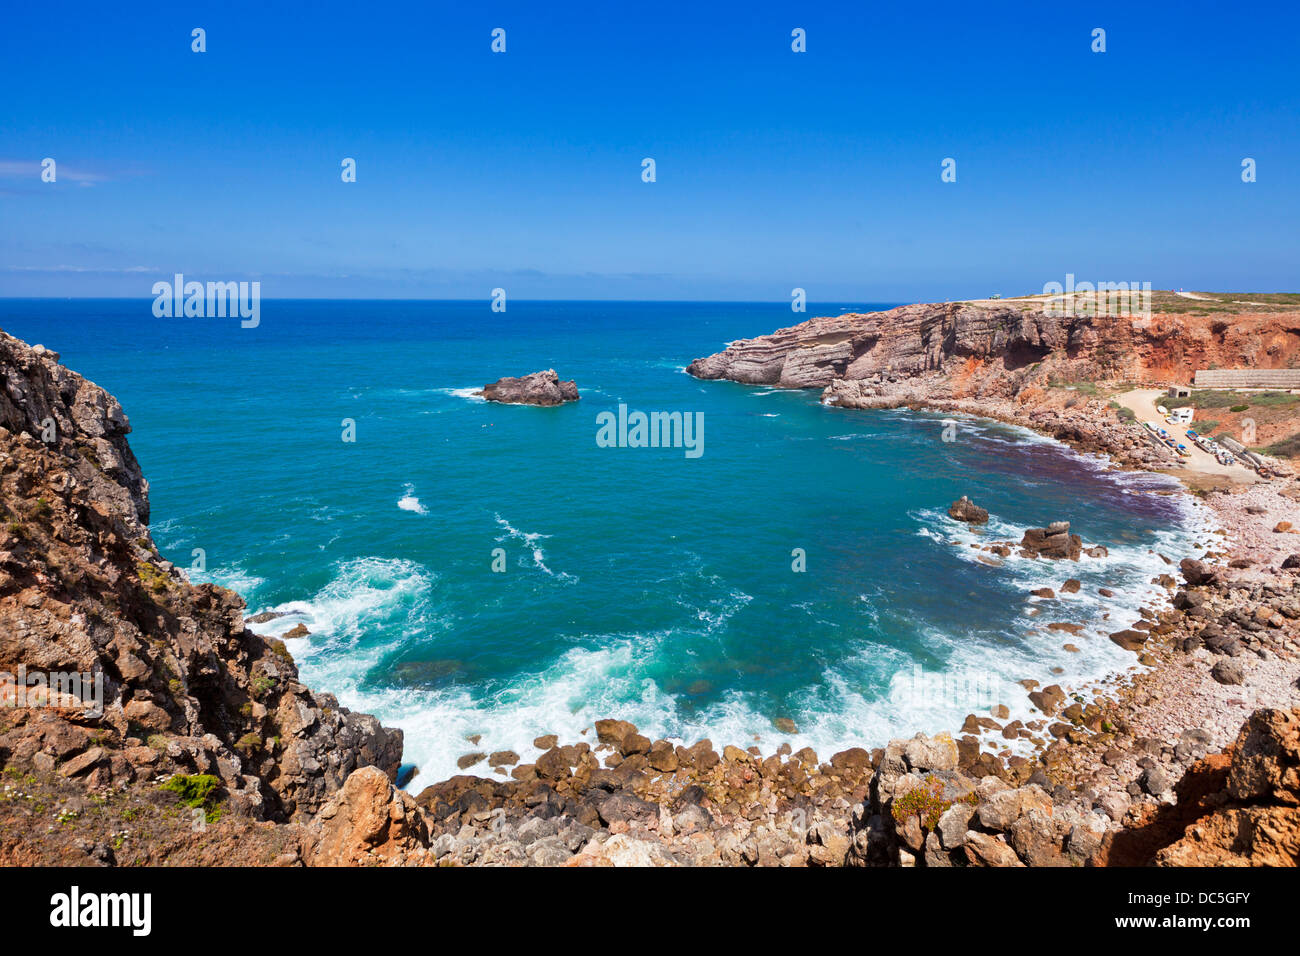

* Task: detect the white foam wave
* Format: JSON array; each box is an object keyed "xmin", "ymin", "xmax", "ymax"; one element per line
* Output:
[
  {"xmin": 435, "ymin": 386, "xmax": 486, "ymax": 403},
  {"xmin": 397, "ymin": 484, "xmax": 428, "ymax": 515},
  {"xmin": 191, "ymin": 565, "xmax": 265, "ymax": 598},
  {"xmin": 493, "ymin": 514, "xmax": 576, "ymax": 582},
  {"xmin": 248, "ymin": 557, "xmax": 438, "ymax": 648},
  {"xmin": 906, "ymin": 494, "xmax": 1207, "ymax": 734}
]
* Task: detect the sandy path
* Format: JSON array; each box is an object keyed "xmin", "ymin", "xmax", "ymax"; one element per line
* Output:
[{"xmin": 1114, "ymin": 388, "xmax": 1260, "ymax": 483}]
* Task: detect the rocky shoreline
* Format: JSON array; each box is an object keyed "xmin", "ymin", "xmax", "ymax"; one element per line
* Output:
[
  {"xmin": 2, "ymin": 310, "xmax": 1298, "ymax": 867},
  {"xmin": 307, "ymin": 301, "xmax": 1300, "ymax": 866},
  {"xmin": 370, "ymin": 475, "xmax": 1297, "ymax": 866}
]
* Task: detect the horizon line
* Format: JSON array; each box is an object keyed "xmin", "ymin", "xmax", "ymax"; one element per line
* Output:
[{"xmin": 2, "ymin": 290, "xmax": 1294, "ymax": 305}]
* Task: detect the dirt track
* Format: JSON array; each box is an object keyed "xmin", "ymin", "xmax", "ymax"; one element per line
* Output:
[{"xmin": 1115, "ymin": 388, "xmax": 1260, "ymax": 483}]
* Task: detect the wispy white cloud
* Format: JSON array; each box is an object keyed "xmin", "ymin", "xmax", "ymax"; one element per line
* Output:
[
  {"xmin": 1, "ymin": 264, "xmax": 157, "ymax": 274},
  {"xmin": 0, "ymin": 159, "xmax": 117, "ymax": 186}
]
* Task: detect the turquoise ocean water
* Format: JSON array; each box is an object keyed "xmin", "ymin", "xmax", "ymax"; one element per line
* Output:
[{"xmin": 1, "ymin": 300, "xmax": 1206, "ymax": 786}]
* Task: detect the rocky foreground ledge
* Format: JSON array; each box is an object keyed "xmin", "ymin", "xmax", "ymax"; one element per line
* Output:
[{"xmin": 478, "ymin": 369, "xmax": 579, "ymax": 406}]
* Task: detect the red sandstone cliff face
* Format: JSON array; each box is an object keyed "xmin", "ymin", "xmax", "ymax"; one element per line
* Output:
[{"xmin": 687, "ymin": 302, "xmax": 1300, "ymax": 397}]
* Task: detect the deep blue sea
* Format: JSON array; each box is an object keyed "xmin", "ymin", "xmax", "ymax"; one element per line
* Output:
[{"xmin": 0, "ymin": 299, "xmax": 1206, "ymax": 786}]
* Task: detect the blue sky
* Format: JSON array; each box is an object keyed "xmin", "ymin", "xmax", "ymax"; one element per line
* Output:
[{"xmin": 2, "ymin": 1, "xmax": 1298, "ymax": 300}]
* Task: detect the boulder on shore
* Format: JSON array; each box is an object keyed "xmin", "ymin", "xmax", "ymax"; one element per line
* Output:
[
  {"xmin": 479, "ymin": 369, "xmax": 579, "ymax": 406},
  {"xmin": 1179, "ymin": 558, "xmax": 1220, "ymax": 586},
  {"xmin": 948, "ymin": 496, "xmax": 989, "ymax": 524}
]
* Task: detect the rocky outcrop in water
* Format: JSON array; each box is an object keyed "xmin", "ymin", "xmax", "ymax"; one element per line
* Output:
[
  {"xmin": 479, "ymin": 369, "xmax": 579, "ymax": 406},
  {"xmin": 1019, "ymin": 522, "xmax": 1083, "ymax": 560},
  {"xmin": 947, "ymin": 496, "xmax": 988, "ymax": 523}
]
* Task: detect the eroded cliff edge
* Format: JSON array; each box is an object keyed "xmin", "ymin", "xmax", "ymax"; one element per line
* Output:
[{"xmin": 0, "ymin": 330, "xmax": 401, "ymax": 859}]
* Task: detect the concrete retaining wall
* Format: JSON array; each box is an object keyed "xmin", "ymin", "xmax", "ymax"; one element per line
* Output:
[{"xmin": 1192, "ymin": 369, "xmax": 1300, "ymax": 388}]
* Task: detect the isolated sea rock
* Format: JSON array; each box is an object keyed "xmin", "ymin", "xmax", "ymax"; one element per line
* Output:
[
  {"xmin": 479, "ymin": 369, "xmax": 579, "ymax": 406},
  {"xmin": 1019, "ymin": 522, "xmax": 1083, "ymax": 560},
  {"xmin": 948, "ymin": 496, "xmax": 989, "ymax": 524}
]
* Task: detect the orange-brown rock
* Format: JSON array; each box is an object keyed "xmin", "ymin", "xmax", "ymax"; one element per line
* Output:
[{"xmin": 308, "ymin": 767, "xmax": 433, "ymax": 866}]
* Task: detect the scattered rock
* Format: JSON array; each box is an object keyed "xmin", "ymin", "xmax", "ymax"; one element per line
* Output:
[
  {"xmin": 1210, "ymin": 660, "xmax": 1245, "ymax": 686},
  {"xmin": 1179, "ymin": 558, "xmax": 1219, "ymax": 586}
]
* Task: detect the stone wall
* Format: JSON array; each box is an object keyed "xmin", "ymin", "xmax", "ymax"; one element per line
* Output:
[{"xmin": 1193, "ymin": 369, "xmax": 1300, "ymax": 388}]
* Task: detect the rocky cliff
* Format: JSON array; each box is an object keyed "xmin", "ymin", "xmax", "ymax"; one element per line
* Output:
[
  {"xmin": 0, "ymin": 331, "xmax": 401, "ymax": 830},
  {"xmin": 1097, "ymin": 707, "xmax": 1300, "ymax": 866},
  {"xmin": 689, "ymin": 300, "xmax": 1300, "ymax": 471},
  {"xmin": 688, "ymin": 301, "xmax": 1300, "ymax": 395}
]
